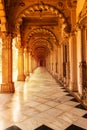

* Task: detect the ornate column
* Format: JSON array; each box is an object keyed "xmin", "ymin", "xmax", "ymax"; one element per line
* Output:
[
  {"xmin": 58, "ymin": 45, "xmax": 62, "ymax": 81},
  {"xmin": 69, "ymin": 32, "xmax": 77, "ymax": 91},
  {"xmin": 50, "ymin": 52, "xmax": 52, "ymax": 73},
  {"xmin": 61, "ymin": 44, "xmax": 63, "ymax": 83},
  {"xmin": 77, "ymin": 26, "xmax": 83, "ymax": 95},
  {"xmin": 0, "ymin": 32, "xmax": 14, "ymax": 93},
  {"xmin": 31, "ymin": 55, "xmax": 35, "ymax": 72},
  {"xmin": 50, "ymin": 51, "xmax": 52, "ymax": 73},
  {"xmin": 24, "ymin": 48, "xmax": 29, "ymax": 77},
  {"xmin": 53, "ymin": 48, "xmax": 56, "ymax": 76},
  {"xmin": 77, "ymin": 25, "xmax": 87, "ymax": 106},
  {"xmin": 29, "ymin": 52, "xmax": 32, "ymax": 74},
  {"xmin": 58, "ymin": 46, "xmax": 61, "ymax": 80},
  {"xmin": 55, "ymin": 47, "xmax": 58, "ymax": 79},
  {"xmin": 66, "ymin": 44, "xmax": 70, "ymax": 87},
  {"xmin": 17, "ymin": 47, "xmax": 25, "ymax": 81},
  {"xmin": 51, "ymin": 51, "xmax": 54, "ymax": 74}
]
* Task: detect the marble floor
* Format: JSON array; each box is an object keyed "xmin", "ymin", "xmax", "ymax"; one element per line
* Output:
[{"xmin": 0, "ymin": 67, "xmax": 87, "ymax": 130}]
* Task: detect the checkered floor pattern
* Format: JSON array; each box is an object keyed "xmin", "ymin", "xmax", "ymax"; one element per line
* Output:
[{"xmin": 0, "ymin": 67, "xmax": 87, "ymax": 130}]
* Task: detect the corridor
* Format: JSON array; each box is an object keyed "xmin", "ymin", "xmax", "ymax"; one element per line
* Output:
[{"xmin": 0, "ymin": 67, "xmax": 87, "ymax": 130}]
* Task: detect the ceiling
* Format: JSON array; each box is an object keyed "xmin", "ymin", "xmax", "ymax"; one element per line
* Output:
[{"xmin": 4, "ymin": 0, "xmax": 77, "ymax": 61}]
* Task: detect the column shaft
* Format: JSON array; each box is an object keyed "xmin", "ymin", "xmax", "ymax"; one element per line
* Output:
[
  {"xmin": 24, "ymin": 48, "xmax": 29, "ymax": 76},
  {"xmin": 17, "ymin": 47, "xmax": 25, "ymax": 81},
  {"xmin": 69, "ymin": 33, "xmax": 77, "ymax": 91},
  {"xmin": 77, "ymin": 28, "xmax": 82, "ymax": 95},
  {"xmin": 29, "ymin": 53, "xmax": 32, "ymax": 74}
]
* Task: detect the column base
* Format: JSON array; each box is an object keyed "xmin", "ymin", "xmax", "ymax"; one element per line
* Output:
[
  {"xmin": 0, "ymin": 82, "xmax": 14, "ymax": 93},
  {"xmin": 17, "ymin": 75, "xmax": 25, "ymax": 81},
  {"xmin": 69, "ymin": 81, "xmax": 78, "ymax": 92}
]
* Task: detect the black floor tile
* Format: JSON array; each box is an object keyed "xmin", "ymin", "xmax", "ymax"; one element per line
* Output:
[
  {"xmin": 66, "ymin": 93, "xmax": 73, "ymax": 97},
  {"xmin": 82, "ymin": 113, "xmax": 87, "ymax": 118},
  {"xmin": 34, "ymin": 125, "xmax": 53, "ymax": 130},
  {"xmin": 64, "ymin": 90, "xmax": 68, "ymax": 92},
  {"xmin": 5, "ymin": 125, "xmax": 22, "ymax": 130},
  {"xmin": 75, "ymin": 104, "xmax": 86, "ymax": 110},
  {"xmin": 61, "ymin": 87, "xmax": 65, "ymax": 89},
  {"xmin": 70, "ymin": 98, "xmax": 78, "ymax": 102},
  {"xmin": 65, "ymin": 124, "xmax": 85, "ymax": 130}
]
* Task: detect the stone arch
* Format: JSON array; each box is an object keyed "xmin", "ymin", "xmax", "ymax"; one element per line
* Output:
[
  {"xmin": 27, "ymin": 27, "xmax": 58, "ymax": 47},
  {"xmin": 15, "ymin": 3, "xmax": 69, "ymax": 32},
  {"xmin": 29, "ymin": 38, "xmax": 53, "ymax": 51}
]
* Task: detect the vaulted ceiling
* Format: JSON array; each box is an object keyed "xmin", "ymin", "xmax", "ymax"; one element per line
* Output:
[{"xmin": 4, "ymin": 0, "xmax": 77, "ymax": 61}]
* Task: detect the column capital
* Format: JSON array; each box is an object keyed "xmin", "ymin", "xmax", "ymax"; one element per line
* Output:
[
  {"xmin": 18, "ymin": 47, "xmax": 24, "ymax": 54},
  {"xmin": 24, "ymin": 47, "xmax": 29, "ymax": 53},
  {"xmin": 76, "ymin": 23, "xmax": 86, "ymax": 31},
  {"xmin": 15, "ymin": 32, "xmax": 22, "ymax": 49},
  {"xmin": 1, "ymin": 32, "xmax": 12, "ymax": 49}
]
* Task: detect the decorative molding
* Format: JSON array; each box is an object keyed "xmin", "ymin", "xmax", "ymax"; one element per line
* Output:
[
  {"xmin": 27, "ymin": 27, "xmax": 58, "ymax": 46},
  {"xmin": 15, "ymin": 3, "xmax": 68, "ymax": 32}
]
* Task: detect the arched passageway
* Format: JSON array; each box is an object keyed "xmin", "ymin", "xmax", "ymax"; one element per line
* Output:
[
  {"xmin": 0, "ymin": 0, "xmax": 87, "ymax": 109},
  {"xmin": 0, "ymin": 0, "xmax": 87, "ymax": 129}
]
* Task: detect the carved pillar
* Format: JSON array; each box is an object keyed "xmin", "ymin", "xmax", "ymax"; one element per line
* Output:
[
  {"xmin": 77, "ymin": 26, "xmax": 87, "ymax": 106},
  {"xmin": 66, "ymin": 44, "xmax": 70, "ymax": 87},
  {"xmin": 79, "ymin": 61, "xmax": 87, "ymax": 107},
  {"xmin": 0, "ymin": 33, "xmax": 14, "ymax": 93},
  {"xmin": 77, "ymin": 26, "xmax": 83, "ymax": 95},
  {"xmin": 17, "ymin": 47, "xmax": 25, "ymax": 81},
  {"xmin": 82, "ymin": 27, "xmax": 87, "ymax": 107},
  {"xmin": 24, "ymin": 48, "xmax": 29, "ymax": 77},
  {"xmin": 31, "ymin": 56, "xmax": 35, "ymax": 72},
  {"xmin": 63, "ymin": 45, "xmax": 67, "ymax": 86},
  {"xmin": 53, "ymin": 48, "xmax": 56, "ymax": 76},
  {"xmin": 58, "ymin": 46, "xmax": 62, "ymax": 80},
  {"xmin": 29, "ymin": 52, "xmax": 32, "ymax": 74},
  {"xmin": 55, "ymin": 47, "xmax": 58, "ymax": 79},
  {"xmin": 69, "ymin": 32, "xmax": 77, "ymax": 91},
  {"xmin": 50, "ymin": 52, "xmax": 52, "ymax": 73},
  {"xmin": 61, "ymin": 45, "xmax": 63, "ymax": 82}
]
